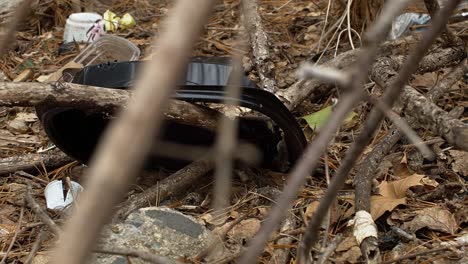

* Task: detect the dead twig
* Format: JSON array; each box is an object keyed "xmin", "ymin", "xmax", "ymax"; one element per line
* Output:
[
  {"xmin": 380, "ymin": 243, "xmax": 467, "ymax": 264},
  {"xmin": 113, "ymin": 159, "xmax": 213, "ymax": 222},
  {"xmin": 241, "ymin": 0, "xmax": 277, "ymax": 93},
  {"xmin": 0, "ymin": 151, "xmax": 73, "ymax": 176},
  {"xmin": 25, "ymin": 186, "xmax": 61, "ymax": 235},
  {"xmin": 369, "ymin": 96, "xmax": 434, "ymax": 159},
  {"xmin": 400, "ymin": 85, "xmax": 468, "ymax": 151},
  {"xmin": 300, "ymin": 2, "xmax": 461, "ymax": 263},
  {"xmin": 213, "ymin": 56, "xmax": 243, "ymax": 212}
]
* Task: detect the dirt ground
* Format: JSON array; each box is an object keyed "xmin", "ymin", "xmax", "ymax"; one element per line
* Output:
[{"xmin": 0, "ymin": 0, "xmax": 467, "ymax": 263}]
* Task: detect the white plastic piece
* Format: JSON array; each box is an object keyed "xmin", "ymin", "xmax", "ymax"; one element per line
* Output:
[
  {"xmin": 44, "ymin": 180, "xmax": 83, "ymax": 210},
  {"xmin": 349, "ymin": 210, "xmax": 378, "ymax": 245},
  {"xmin": 63, "ymin": 13, "xmax": 103, "ymax": 43}
]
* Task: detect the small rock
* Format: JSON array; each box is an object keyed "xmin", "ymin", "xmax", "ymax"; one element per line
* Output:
[
  {"xmin": 94, "ymin": 207, "xmax": 213, "ymax": 263},
  {"xmin": 7, "ymin": 118, "xmax": 30, "ymax": 134}
]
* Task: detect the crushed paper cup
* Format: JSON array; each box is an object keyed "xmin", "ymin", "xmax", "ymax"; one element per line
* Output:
[
  {"xmin": 103, "ymin": 10, "xmax": 120, "ymax": 32},
  {"xmin": 120, "ymin": 13, "xmax": 136, "ymax": 29},
  {"xmin": 44, "ymin": 180, "xmax": 83, "ymax": 210}
]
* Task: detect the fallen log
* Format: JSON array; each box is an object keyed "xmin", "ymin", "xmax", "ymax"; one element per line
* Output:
[
  {"xmin": 0, "ymin": 150, "xmax": 74, "ymax": 175},
  {"xmin": 0, "ymin": 82, "xmax": 220, "ymax": 131}
]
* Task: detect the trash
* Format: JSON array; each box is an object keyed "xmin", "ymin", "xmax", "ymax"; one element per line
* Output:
[
  {"xmin": 120, "ymin": 13, "xmax": 136, "ymax": 30},
  {"xmin": 42, "ymin": 35, "xmax": 140, "ymax": 82},
  {"xmin": 103, "ymin": 10, "xmax": 137, "ymax": 32},
  {"xmin": 36, "ymin": 58, "xmax": 306, "ymax": 171},
  {"xmin": 102, "ymin": 10, "xmax": 119, "ymax": 32},
  {"xmin": 44, "ymin": 180, "xmax": 83, "ymax": 210},
  {"xmin": 73, "ymin": 35, "xmax": 140, "ymax": 66},
  {"xmin": 389, "ymin": 13, "xmax": 430, "ymax": 40},
  {"xmin": 63, "ymin": 13, "xmax": 104, "ymax": 43}
]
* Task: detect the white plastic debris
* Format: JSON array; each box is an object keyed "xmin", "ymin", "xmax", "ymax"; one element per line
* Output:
[
  {"xmin": 63, "ymin": 12, "xmax": 103, "ymax": 43},
  {"xmin": 44, "ymin": 180, "xmax": 83, "ymax": 210},
  {"xmin": 389, "ymin": 13, "xmax": 430, "ymax": 40},
  {"xmin": 348, "ymin": 210, "xmax": 378, "ymax": 244}
]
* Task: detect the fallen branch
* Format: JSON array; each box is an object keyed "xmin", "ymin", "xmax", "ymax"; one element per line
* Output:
[
  {"xmin": 0, "ymin": 82, "xmax": 220, "ymax": 131},
  {"xmin": 401, "ymin": 85, "xmax": 468, "ymax": 151},
  {"xmin": 0, "ymin": 151, "xmax": 73, "ymax": 176},
  {"xmin": 380, "ymin": 243, "xmax": 467, "ymax": 264},
  {"xmin": 113, "ymin": 159, "xmax": 213, "ymax": 222},
  {"xmin": 242, "ymin": 0, "xmax": 277, "ymax": 93},
  {"xmin": 25, "ymin": 186, "xmax": 61, "ymax": 235}
]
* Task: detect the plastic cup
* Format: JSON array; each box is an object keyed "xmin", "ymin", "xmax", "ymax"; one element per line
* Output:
[
  {"xmin": 63, "ymin": 12, "xmax": 103, "ymax": 43},
  {"xmin": 44, "ymin": 180, "xmax": 83, "ymax": 210}
]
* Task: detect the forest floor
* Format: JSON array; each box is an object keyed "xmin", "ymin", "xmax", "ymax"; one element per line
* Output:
[{"xmin": 0, "ymin": 0, "xmax": 467, "ymax": 263}]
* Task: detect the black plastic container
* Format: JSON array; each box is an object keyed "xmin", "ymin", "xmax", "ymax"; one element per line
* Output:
[{"xmin": 36, "ymin": 57, "xmax": 306, "ymax": 170}]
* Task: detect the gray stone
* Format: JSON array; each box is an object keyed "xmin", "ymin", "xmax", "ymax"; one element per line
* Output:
[{"xmin": 93, "ymin": 207, "xmax": 213, "ymax": 264}]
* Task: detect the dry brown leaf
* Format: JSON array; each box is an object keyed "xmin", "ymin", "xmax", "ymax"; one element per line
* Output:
[
  {"xmin": 402, "ymin": 207, "xmax": 458, "ymax": 234},
  {"xmin": 304, "ymin": 201, "xmax": 319, "ymax": 221},
  {"xmin": 449, "ymin": 150, "xmax": 468, "ymax": 176},
  {"xmin": 370, "ymin": 174, "xmax": 425, "ymax": 219},
  {"xmin": 227, "ymin": 218, "xmax": 261, "ymax": 242}
]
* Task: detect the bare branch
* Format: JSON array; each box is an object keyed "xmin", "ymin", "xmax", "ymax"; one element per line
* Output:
[
  {"xmin": 0, "ymin": 151, "xmax": 73, "ymax": 176},
  {"xmin": 401, "ymin": 85, "xmax": 468, "ymax": 151},
  {"xmin": 298, "ymin": 63, "xmax": 350, "ymax": 87},
  {"xmin": 242, "ymin": 0, "xmax": 277, "ymax": 93},
  {"xmin": 370, "ymin": 96, "xmax": 435, "ymax": 160},
  {"xmin": 50, "ymin": 1, "xmax": 217, "ymax": 263},
  {"xmin": 25, "ymin": 186, "xmax": 61, "ymax": 235},
  {"xmin": 113, "ymin": 159, "xmax": 212, "ymax": 222},
  {"xmin": 213, "ymin": 57, "xmax": 243, "ymax": 212}
]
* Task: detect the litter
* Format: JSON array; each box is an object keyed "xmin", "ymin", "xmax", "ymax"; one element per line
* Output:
[
  {"xmin": 36, "ymin": 57, "xmax": 307, "ymax": 171},
  {"xmin": 44, "ymin": 180, "xmax": 83, "ymax": 210},
  {"xmin": 63, "ymin": 12, "xmax": 103, "ymax": 43}
]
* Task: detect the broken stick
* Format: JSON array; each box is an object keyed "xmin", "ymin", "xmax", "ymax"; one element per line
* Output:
[{"xmin": 0, "ymin": 82, "xmax": 219, "ymax": 131}]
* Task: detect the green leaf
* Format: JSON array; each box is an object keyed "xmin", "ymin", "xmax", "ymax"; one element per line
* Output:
[
  {"xmin": 302, "ymin": 106, "xmax": 357, "ymax": 130},
  {"xmin": 302, "ymin": 106, "xmax": 332, "ymax": 130}
]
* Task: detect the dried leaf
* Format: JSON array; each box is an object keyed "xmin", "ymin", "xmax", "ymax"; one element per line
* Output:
[
  {"xmin": 403, "ymin": 207, "xmax": 458, "ymax": 234},
  {"xmin": 227, "ymin": 218, "xmax": 261, "ymax": 242},
  {"xmin": 370, "ymin": 174, "xmax": 425, "ymax": 219},
  {"xmin": 378, "ymin": 174, "xmax": 425, "ymax": 199},
  {"xmin": 449, "ymin": 150, "xmax": 468, "ymax": 176},
  {"xmin": 304, "ymin": 201, "xmax": 319, "ymax": 221}
]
